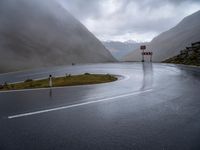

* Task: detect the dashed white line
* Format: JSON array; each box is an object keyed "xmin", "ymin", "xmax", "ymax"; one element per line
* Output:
[{"xmin": 8, "ymin": 89, "xmax": 152, "ymax": 119}]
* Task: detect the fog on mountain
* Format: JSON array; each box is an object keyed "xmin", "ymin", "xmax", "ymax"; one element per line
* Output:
[{"xmin": 0, "ymin": 0, "xmax": 115, "ymax": 73}]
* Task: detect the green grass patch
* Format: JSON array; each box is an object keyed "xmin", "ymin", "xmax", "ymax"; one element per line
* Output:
[{"xmin": 0, "ymin": 74, "xmax": 117, "ymax": 91}]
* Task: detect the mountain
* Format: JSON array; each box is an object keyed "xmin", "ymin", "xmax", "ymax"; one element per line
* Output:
[
  {"xmin": 103, "ymin": 41, "xmax": 146, "ymax": 60},
  {"xmin": 124, "ymin": 10, "xmax": 200, "ymax": 62},
  {"xmin": 163, "ymin": 41, "xmax": 200, "ymax": 66},
  {"xmin": 0, "ymin": 0, "xmax": 115, "ymax": 73}
]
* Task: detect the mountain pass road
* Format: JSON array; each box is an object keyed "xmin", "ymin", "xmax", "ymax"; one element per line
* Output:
[{"xmin": 0, "ymin": 63, "xmax": 200, "ymax": 150}]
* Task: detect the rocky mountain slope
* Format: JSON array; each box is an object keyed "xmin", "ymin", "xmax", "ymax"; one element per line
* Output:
[
  {"xmin": 124, "ymin": 10, "xmax": 200, "ymax": 62},
  {"xmin": 0, "ymin": 0, "xmax": 115, "ymax": 73},
  {"xmin": 163, "ymin": 42, "xmax": 200, "ymax": 66}
]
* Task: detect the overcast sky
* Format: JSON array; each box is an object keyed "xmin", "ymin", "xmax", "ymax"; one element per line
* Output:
[{"xmin": 61, "ymin": 0, "xmax": 200, "ymax": 42}]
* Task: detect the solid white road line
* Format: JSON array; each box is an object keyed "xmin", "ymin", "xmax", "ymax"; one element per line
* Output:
[{"xmin": 8, "ymin": 89, "xmax": 152, "ymax": 119}]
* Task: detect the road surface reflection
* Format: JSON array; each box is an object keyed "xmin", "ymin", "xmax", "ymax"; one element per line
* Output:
[{"xmin": 141, "ymin": 62, "xmax": 153, "ymax": 90}]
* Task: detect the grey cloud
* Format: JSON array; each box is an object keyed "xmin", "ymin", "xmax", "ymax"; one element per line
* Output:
[
  {"xmin": 61, "ymin": 0, "xmax": 200, "ymax": 41},
  {"xmin": 167, "ymin": 0, "xmax": 200, "ymax": 4}
]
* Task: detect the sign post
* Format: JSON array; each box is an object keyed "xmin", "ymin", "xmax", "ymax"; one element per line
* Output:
[
  {"xmin": 141, "ymin": 51, "xmax": 153, "ymax": 62},
  {"xmin": 140, "ymin": 45, "xmax": 146, "ymax": 62},
  {"xmin": 150, "ymin": 52, "xmax": 153, "ymax": 62}
]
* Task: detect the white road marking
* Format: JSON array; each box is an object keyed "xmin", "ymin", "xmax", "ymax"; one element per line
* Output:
[{"xmin": 8, "ymin": 89, "xmax": 152, "ymax": 119}]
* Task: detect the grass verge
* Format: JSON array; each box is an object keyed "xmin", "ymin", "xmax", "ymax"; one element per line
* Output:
[{"xmin": 0, "ymin": 73, "xmax": 117, "ymax": 91}]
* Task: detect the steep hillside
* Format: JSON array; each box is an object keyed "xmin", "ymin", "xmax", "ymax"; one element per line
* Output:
[
  {"xmin": 0, "ymin": 0, "xmax": 115, "ymax": 73},
  {"xmin": 163, "ymin": 42, "xmax": 200, "ymax": 66},
  {"xmin": 124, "ymin": 10, "xmax": 200, "ymax": 62}
]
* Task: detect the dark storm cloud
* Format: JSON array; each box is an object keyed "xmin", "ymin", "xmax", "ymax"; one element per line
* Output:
[{"xmin": 60, "ymin": 0, "xmax": 200, "ymax": 42}]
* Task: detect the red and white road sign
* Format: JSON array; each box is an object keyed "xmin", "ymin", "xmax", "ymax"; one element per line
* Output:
[
  {"xmin": 142, "ymin": 52, "xmax": 153, "ymax": 55},
  {"xmin": 140, "ymin": 45, "xmax": 146, "ymax": 50}
]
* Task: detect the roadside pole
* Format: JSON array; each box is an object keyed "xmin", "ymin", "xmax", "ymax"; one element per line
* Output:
[
  {"xmin": 49, "ymin": 75, "xmax": 52, "ymax": 88},
  {"xmin": 142, "ymin": 50, "xmax": 144, "ymax": 62},
  {"xmin": 140, "ymin": 45, "xmax": 146, "ymax": 62},
  {"xmin": 140, "ymin": 45, "xmax": 153, "ymax": 63},
  {"xmin": 150, "ymin": 52, "xmax": 153, "ymax": 62}
]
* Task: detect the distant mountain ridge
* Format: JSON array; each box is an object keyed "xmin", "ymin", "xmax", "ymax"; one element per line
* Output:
[
  {"xmin": 0, "ymin": 0, "xmax": 115, "ymax": 73},
  {"xmin": 103, "ymin": 41, "xmax": 146, "ymax": 60},
  {"xmin": 124, "ymin": 10, "xmax": 200, "ymax": 62}
]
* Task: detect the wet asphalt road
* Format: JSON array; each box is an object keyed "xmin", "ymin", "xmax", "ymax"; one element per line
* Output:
[{"xmin": 0, "ymin": 63, "xmax": 200, "ymax": 150}]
